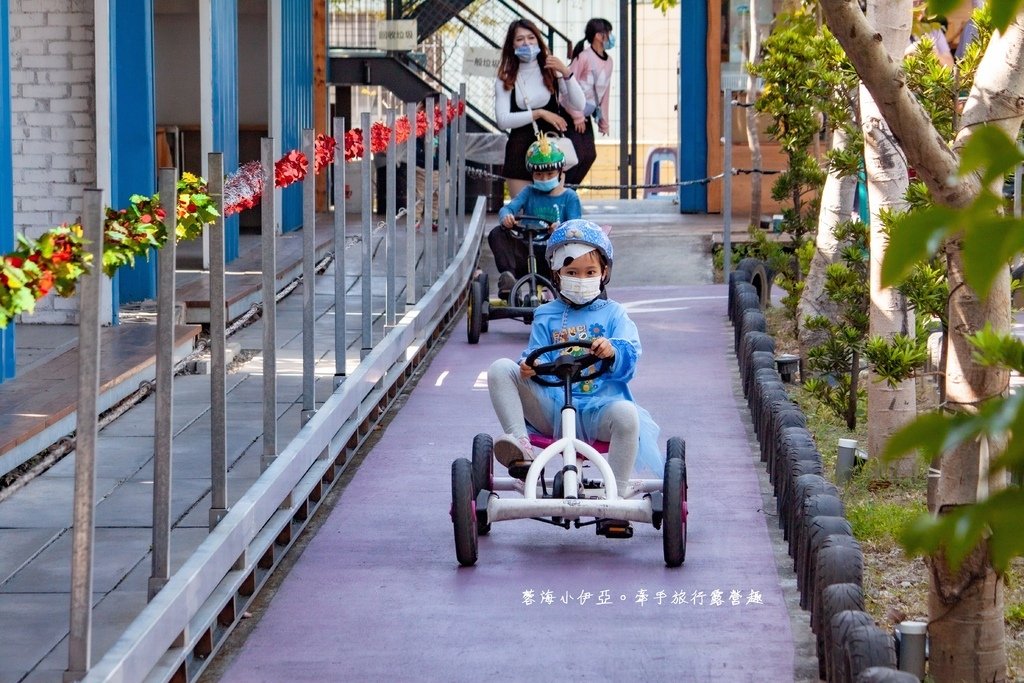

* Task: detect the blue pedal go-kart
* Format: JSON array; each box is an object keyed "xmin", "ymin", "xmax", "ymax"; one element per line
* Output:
[
  {"xmin": 467, "ymin": 215, "xmax": 558, "ymax": 343},
  {"xmin": 450, "ymin": 340, "xmax": 688, "ymax": 567}
]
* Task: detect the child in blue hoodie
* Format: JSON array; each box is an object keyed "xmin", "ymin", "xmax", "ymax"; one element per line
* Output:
[
  {"xmin": 487, "ymin": 219, "xmax": 661, "ymax": 504},
  {"xmin": 489, "ymin": 137, "xmax": 582, "ymax": 298}
]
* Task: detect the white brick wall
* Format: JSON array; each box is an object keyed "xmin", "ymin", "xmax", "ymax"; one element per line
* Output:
[{"xmin": 10, "ymin": 0, "xmax": 97, "ymax": 323}]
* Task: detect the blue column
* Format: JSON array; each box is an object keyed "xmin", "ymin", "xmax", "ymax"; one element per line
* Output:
[
  {"xmin": 111, "ymin": 0, "xmax": 157, "ymax": 303},
  {"xmin": 280, "ymin": 0, "xmax": 313, "ymax": 232},
  {"xmin": 678, "ymin": 0, "xmax": 708, "ymax": 213},
  {"xmin": 212, "ymin": 0, "xmax": 240, "ymax": 261},
  {"xmin": 0, "ymin": 0, "xmax": 14, "ymax": 381}
]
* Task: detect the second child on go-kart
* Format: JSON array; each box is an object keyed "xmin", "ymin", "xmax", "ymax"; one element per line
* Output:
[
  {"xmin": 488, "ymin": 135, "xmax": 582, "ymax": 300},
  {"xmin": 486, "ymin": 219, "xmax": 661, "ymax": 499}
]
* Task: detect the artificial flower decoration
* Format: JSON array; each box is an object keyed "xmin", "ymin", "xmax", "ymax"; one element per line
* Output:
[{"xmin": 0, "ymin": 104, "xmax": 465, "ymax": 328}]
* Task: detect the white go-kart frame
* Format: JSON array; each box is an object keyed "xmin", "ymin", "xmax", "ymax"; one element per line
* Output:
[{"xmin": 450, "ymin": 340, "xmax": 687, "ymax": 568}]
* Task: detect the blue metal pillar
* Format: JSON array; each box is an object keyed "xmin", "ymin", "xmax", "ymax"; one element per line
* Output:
[
  {"xmin": 212, "ymin": 0, "xmax": 240, "ymax": 261},
  {"xmin": 280, "ymin": 0, "xmax": 313, "ymax": 232},
  {"xmin": 0, "ymin": 0, "xmax": 14, "ymax": 381},
  {"xmin": 111, "ymin": 0, "xmax": 157, "ymax": 303},
  {"xmin": 678, "ymin": 0, "xmax": 708, "ymax": 213}
]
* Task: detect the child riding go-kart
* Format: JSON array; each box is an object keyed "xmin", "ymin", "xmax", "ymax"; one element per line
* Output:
[
  {"xmin": 468, "ymin": 135, "xmax": 582, "ymax": 343},
  {"xmin": 450, "ymin": 339, "xmax": 688, "ymax": 567},
  {"xmin": 452, "ymin": 219, "xmax": 688, "ymax": 567}
]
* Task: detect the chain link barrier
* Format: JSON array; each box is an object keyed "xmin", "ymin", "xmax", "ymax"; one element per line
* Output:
[{"xmin": 464, "ymin": 164, "xmax": 782, "ymax": 192}]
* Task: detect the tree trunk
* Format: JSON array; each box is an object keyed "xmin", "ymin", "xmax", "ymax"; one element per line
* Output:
[
  {"xmin": 860, "ymin": 0, "xmax": 917, "ymax": 473},
  {"xmin": 797, "ymin": 125, "xmax": 856, "ymax": 357},
  {"xmin": 818, "ymin": 1, "xmax": 1023, "ymax": 679},
  {"xmin": 746, "ymin": 0, "xmax": 763, "ymax": 227}
]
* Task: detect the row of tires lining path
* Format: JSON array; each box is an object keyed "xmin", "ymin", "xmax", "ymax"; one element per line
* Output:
[
  {"xmin": 729, "ymin": 258, "xmax": 921, "ymax": 683},
  {"xmin": 212, "ymin": 284, "xmax": 813, "ymax": 681}
]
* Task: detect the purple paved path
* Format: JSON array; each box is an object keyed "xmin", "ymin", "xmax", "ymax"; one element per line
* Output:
[{"xmin": 219, "ymin": 285, "xmax": 800, "ymax": 682}]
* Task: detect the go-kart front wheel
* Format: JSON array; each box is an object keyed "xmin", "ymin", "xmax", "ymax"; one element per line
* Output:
[
  {"xmin": 471, "ymin": 434, "xmax": 493, "ymax": 535},
  {"xmin": 467, "ymin": 279, "xmax": 485, "ymax": 344},
  {"xmin": 451, "ymin": 458, "xmax": 478, "ymax": 566},
  {"xmin": 662, "ymin": 456, "xmax": 687, "ymax": 567}
]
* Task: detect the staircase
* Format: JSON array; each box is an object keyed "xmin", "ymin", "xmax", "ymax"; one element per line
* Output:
[{"xmin": 328, "ymin": 0, "xmax": 573, "ymax": 133}]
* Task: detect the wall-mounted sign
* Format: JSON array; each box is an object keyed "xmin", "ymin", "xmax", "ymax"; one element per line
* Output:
[
  {"xmin": 377, "ymin": 20, "xmax": 417, "ymax": 51},
  {"xmin": 463, "ymin": 47, "xmax": 501, "ymax": 77}
]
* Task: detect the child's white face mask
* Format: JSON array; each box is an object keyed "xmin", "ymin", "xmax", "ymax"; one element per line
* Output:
[{"xmin": 559, "ymin": 275, "xmax": 602, "ymax": 305}]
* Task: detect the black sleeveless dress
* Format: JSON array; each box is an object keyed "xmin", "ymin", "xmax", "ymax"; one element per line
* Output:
[{"xmin": 502, "ymin": 86, "xmax": 562, "ymax": 182}]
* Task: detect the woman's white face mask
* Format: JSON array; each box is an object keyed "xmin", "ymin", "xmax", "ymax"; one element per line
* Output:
[{"xmin": 559, "ymin": 275, "xmax": 602, "ymax": 305}]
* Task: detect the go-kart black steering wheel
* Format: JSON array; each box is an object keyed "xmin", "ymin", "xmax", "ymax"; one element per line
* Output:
[
  {"xmin": 525, "ymin": 339, "xmax": 613, "ymax": 388},
  {"xmin": 510, "ymin": 215, "xmax": 555, "ymax": 245}
]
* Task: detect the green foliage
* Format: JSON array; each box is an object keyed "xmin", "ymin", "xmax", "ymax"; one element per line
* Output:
[
  {"xmin": 900, "ymin": 488, "xmax": 1024, "ymax": 572},
  {"xmin": 884, "ymin": 129, "xmax": 1024, "ymax": 299},
  {"xmin": 902, "ymin": 38, "xmax": 957, "ymax": 142},
  {"xmin": 863, "ymin": 333, "xmax": 929, "ymax": 388},
  {"xmin": 1007, "ymin": 602, "xmax": 1024, "ymax": 629},
  {"xmin": 847, "ymin": 499, "xmax": 928, "ymax": 545},
  {"xmin": 802, "ymin": 220, "xmax": 869, "ymax": 424}
]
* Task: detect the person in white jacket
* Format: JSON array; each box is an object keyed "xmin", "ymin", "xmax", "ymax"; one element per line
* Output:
[
  {"xmin": 564, "ymin": 18, "xmax": 614, "ymax": 187},
  {"xmin": 494, "ymin": 19, "xmax": 585, "ymax": 198}
]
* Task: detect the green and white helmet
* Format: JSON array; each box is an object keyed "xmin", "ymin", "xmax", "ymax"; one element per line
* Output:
[{"xmin": 525, "ymin": 135, "xmax": 565, "ymax": 172}]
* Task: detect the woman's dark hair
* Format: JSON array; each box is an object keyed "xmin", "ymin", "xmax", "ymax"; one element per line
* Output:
[
  {"xmin": 497, "ymin": 19, "xmax": 556, "ymax": 93},
  {"xmin": 571, "ymin": 18, "xmax": 612, "ymax": 60}
]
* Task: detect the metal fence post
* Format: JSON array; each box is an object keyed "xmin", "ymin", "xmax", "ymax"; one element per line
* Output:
[
  {"xmin": 65, "ymin": 188, "xmax": 104, "ymax": 682},
  {"xmin": 385, "ymin": 108, "xmax": 397, "ymax": 327},
  {"xmin": 437, "ymin": 93, "xmax": 448, "ymax": 274},
  {"xmin": 261, "ymin": 137, "xmax": 278, "ymax": 472},
  {"xmin": 424, "ymin": 97, "xmax": 436, "ymax": 288},
  {"xmin": 447, "ymin": 93, "xmax": 458, "ymax": 262},
  {"xmin": 722, "ymin": 89, "xmax": 734, "ymax": 282},
  {"xmin": 458, "ymin": 83, "xmax": 467, "ymax": 240},
  {"xmin": 301, "ymin": 128, "xmax": 316, "ymax": 424},
  {"xmin": 208, "ymin": 154, "xmax": 228, "ymax": 528},
  {"xmin": 405, "ymin": 101, "xmax": 417, "ymax": 305},
  {"xmin": 360, "ymin": 112, "xmax": 373, "ymax": 359},
  {"xmin": 150, "ymin": 167, "xmax": 178, "ymax": 600},
  {"xmin": 333, "ymin": 116, "xmax": 347, "ymax": 388}
]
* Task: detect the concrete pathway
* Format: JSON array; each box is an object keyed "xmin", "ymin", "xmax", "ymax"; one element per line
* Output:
[{"xmin": 217, "ymin": 283, "xmax": 813, "ymax": 682}]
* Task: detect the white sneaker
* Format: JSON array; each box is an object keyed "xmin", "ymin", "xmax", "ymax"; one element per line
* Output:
[{"xmin": 494, "ymin": 433, "xmax": 533, "ymax": 468}]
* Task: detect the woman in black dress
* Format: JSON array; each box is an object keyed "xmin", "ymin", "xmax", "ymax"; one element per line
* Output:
[{"xmin": 494, "ymin": 19, "xmax": 585, "ymax": 198}]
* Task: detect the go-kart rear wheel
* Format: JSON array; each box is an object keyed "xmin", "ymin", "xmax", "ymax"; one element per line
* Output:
[
  {"xmin": 477, "ymin": 273, "xmax": 490, "ymax": 332},
  {"xmin": 667, "ymin": 436, "xmax": 685, "ymax": 463},
  {"xmin": 467, "ymin": 279, "xmax": 485, "ymax": 344},
  {"xmin": 663, "ymin": 456, "xmax": 687, "ymax": 567},
  {"xmin": 451, "ymin": 458, "xmax": 478, "ymax": 566},
  {"xmin": 471, "ymin": 434, "xmax": 493, "ymax": 535}
]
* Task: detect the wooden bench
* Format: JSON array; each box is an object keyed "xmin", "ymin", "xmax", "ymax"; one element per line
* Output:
[{"xmin": 0, "ymin": 323, "xmax": 201, "ymax": 479}]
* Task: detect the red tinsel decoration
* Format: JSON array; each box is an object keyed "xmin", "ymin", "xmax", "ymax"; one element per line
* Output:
[
  {"xmin": 215, "ymin": 105, "xmax": 464, "ymax": 215},
  {"xmin": 314, "ymin": 133, "xmax": 336, "ymax": 173},
  {"xmin": 274, "ymin": 150, "xmax": 308, "ymax": 188}
]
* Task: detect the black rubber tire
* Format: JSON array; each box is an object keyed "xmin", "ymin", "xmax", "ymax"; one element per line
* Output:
[
  {"xmin": 843, "ymin": 624, "xmax": 897, "ymax": 683},
  {"xmin": 663, "ymin": 456, "xmax": 687, "ymax": 567},
  {"xmin": 830, "ymin": 610, "xmax": 876, "ymax": 683},
  {"xmin": 818, "ymin": 582, "xmax": 864, "ymax": 681},
  {"xmin": 467, "ymin": 279, "xmax": 484, "ymax": 344},
  {"xmin": 477, "ymin": 272, "xmax": 490, "ymax": 332},
  {"xmin": 667, "ymin": 436, "xmax": 686, "ymax": 462},
  {"xmin": 451, "ymin": 458, "xmax": 478, "ymax": 566},
  {"xmin": 800, "ymin": 516, "xmax": 853, "ymax": 609},
  {"xmin": 471, "ymin": 433, "xmax": 493, "ymax": 535},
  {"xmin": 855, "ymin": 666, "xmax": 920, "ymax": 682}
]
